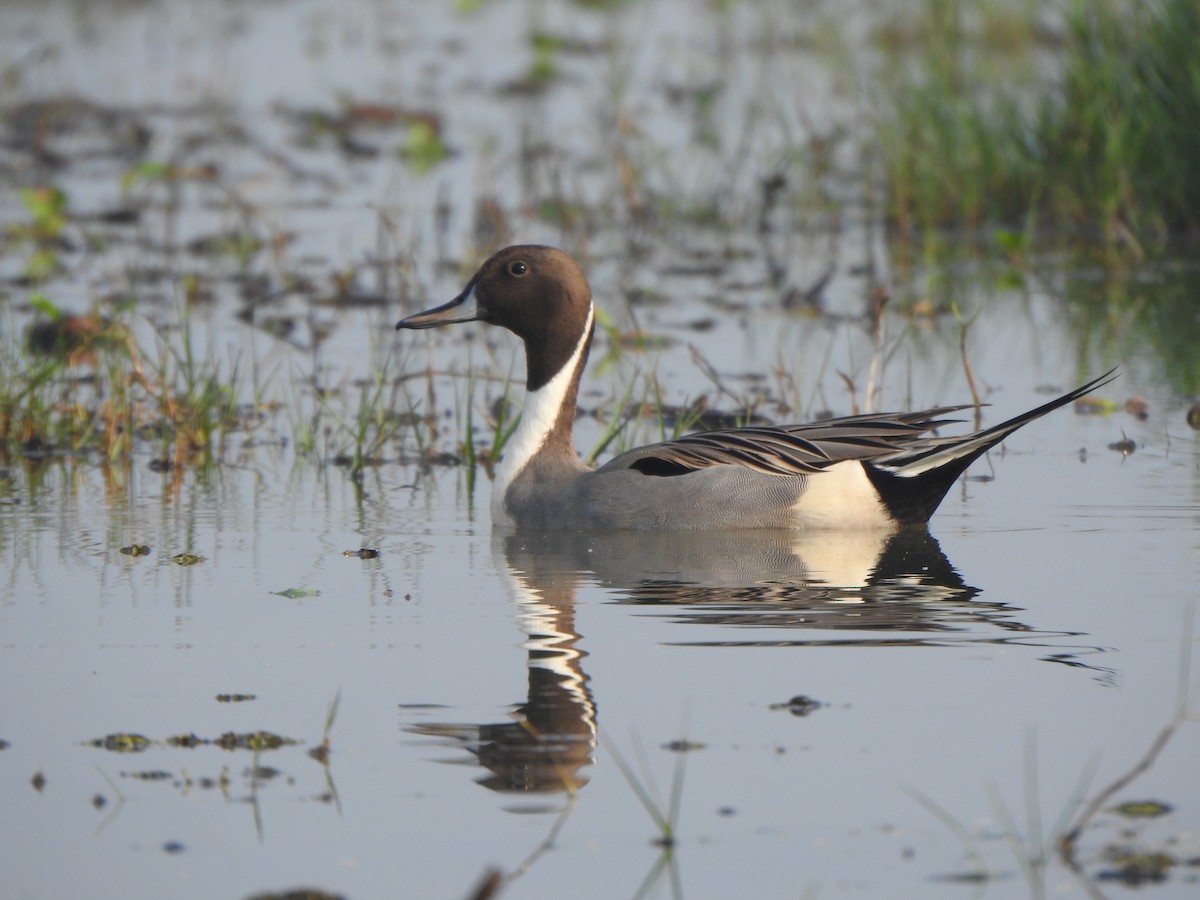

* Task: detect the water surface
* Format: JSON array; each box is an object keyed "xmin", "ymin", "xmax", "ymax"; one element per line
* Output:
[{"xmin": 1, "ymin": 2, "xmax": 1197, "ymax": 899}]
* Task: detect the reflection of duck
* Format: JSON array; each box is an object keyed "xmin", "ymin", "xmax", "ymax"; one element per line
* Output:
[
  {"xmin": 502, "ymin": 528, "xmax": 1005, "ymax": 641},
  {"xmin": 405, "ymin": 563, "xmax": 596, "ymax": 797},
  {"xmin": 407, "ymin": 525, "xmax": 1115, "ymax": 795},
  {"xmin": 397, "ymin": 245, "xmax": 1116, "ymax": 531},
  {"xmin": 406, "ymin": 528, "xmax": 1019, "ymax": 798}
]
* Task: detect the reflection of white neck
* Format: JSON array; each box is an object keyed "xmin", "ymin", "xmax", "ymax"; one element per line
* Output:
[
  {"xmin": 493, "ymin": 539, "xmax": 596, "ymax": 741},
  {"xmin": 491, "ymin": 304, "xmax": 594, "ymax": 526}
]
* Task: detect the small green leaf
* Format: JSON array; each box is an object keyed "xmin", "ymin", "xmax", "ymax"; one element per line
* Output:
[
  {"xmin": 25, "ymin": 248, "xmax": 60, "ymax": 282},
  {"xmin": 1111, "ymin": 800, "xmax": 1172, "ymax": 819},
  {"xmin": 122, "ymin": 160, "xmax": 172, "ymax": 190},
  {"xmin": 272, "ymin": 587, "xmax": 321, "ymax": 599},
  {"xmin": 19, "ymin": 186, "xmax": 67, "ymax": 236},
  {"xmin": 28, "ymin": 291, "xmax": 63, "ymax": 321},
  {"xmin": 88, "ymin": 733, "xmax": 151, "ymax": 753},
  {"xmin": 400, "ymin": 121, "xmax": 447, "ymax": 175}
]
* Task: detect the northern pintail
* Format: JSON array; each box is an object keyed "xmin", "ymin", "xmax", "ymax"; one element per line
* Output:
[{"xmin": 397, "ymin": 245, "xmax": 1115, "ymax": 531}]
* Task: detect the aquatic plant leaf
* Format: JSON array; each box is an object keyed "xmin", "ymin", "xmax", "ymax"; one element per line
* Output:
[
  {"xmin": 272, "ymin": 587, "xmax": 321, "ymax": 599},
  {"xmin": 19, "ymin": 186, "xmax": 68, "ymax": 237},
  {"xmin": 1074, "ymin": 397, "xmax": 1118, "ymax": 415},
  {"xmin": 400, "ymin": 121, "xmax": 447, "ymax": 175},
  {"xmin": 213, "ymin": 731, "xmax": 295, "ymax": 751},
  {"xmin": 121, "ymin": 160, "xmax": 172, "ymax": 190},
  {"xmin": 88, "ymin": 733, "xmax": 151, "ymax": 752},
  {"xmin": 1111, "ymin": 800, "xmax": 1172, "ymax": 818},
  {"xmin": 28, "ymin": 291, "xmax": 62, "ymax": 321}
]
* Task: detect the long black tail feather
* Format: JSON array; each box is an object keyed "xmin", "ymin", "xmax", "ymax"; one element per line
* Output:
[{"xmin": 864, "ymin": 368, "xmax": 1118, "ymax": 525}]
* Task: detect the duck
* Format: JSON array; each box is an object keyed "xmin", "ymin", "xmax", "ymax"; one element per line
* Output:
[{"xmin": 396, "ymin": 245, "xmax": 1116, "ymax": 531}]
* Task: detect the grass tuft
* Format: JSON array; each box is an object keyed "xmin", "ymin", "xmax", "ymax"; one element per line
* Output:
[
  {"xmin": 877, "ymin": 0, "xmax": 1200, "ymax": 258},
  {"xmin": 0, "ymin": 295, "xmax": 251, "ymax": 467}
]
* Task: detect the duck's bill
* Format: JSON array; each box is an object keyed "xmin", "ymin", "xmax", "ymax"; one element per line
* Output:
[{"xmin": 395, "ymin": 286, "xmax": 482, "ymax": 330}]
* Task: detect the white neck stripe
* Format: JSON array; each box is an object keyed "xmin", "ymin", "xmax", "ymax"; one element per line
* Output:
[{"xmin": 491, "ymin": 304, "xmax": 593, "ymax": 525}]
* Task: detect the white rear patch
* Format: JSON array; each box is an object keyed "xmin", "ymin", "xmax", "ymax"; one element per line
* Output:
[
  {"xmin": 791, "ymin": 460, "xmax": 893, "ymax": 530},
  {"xmin": 492, "ymin": 304, "xmax": 594, "ymax": 526}
]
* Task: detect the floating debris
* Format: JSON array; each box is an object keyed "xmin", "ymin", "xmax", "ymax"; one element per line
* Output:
[
  {"xmin": 213, "ymin": 731, "xmax": 295, "ymax": 752},
  {"xmin": 165, "ymin": 733, "xmax": 206, "ymax": 748},
  {"xmin": 1187, "ymin": 403, "xmax": 1200, "ymax": 431},
  {"xmin": 124, "ymin": 770, "xmax": 173, "ymax": 781},
  {"xmin": 88, "ymin": 733, "xmax": 151, "ymax": 753},
  {"xmin": 1108, "ymin": 433, "xmax": 1137, "ymax": 456},
  {"xmin": 194, "ymin": 772, "xmax": 229, "ymax": 791},
  {"xmin": 463, "ymin": 869, "xmax": 503, "ymax": 900},
  {"xmin": 769, "ymin": 695, "xmax": 824, "ymax": 717},
  {"xmin": 308, "ymin": 745, "xmax": 330, "ymax": 765},
  {"xmin": 120, "ymin": 544, "xmax": 151, "ymax": 557},
  {"xmin": 343, "ymin": 548, "xmax": 379, "ymax": 559},
  {"xmin": 662, "ymin": 739, "xmax": 706, "ymax": 753},
  {"xmin": 216, "ymin": 693, "xmax": 257, "ymax": 703},
  {"xmin": 1124, "ymin": 396, "xmax": 1150, "ymax": 419},
  {"xmin": 246, "ymin": 889, "xmax": 345, "ymax": 900},
  {"xmin": 1097, "ymin": 849, "xmax": 1174, "ymax": 885},
  {"xmin": 162, "ymin": 841, "xmax": 185, "ymax": 854},
  {"xmin": 31, "ymin": 771, "xmax": 46, "ymax": 791},
  {"xmin": 170, "ymin": 552, "xmax": 206, "ymax": 566},
  {"xmin": 929, "ymin": 870, "xmax": 995, "ymax": 884}
]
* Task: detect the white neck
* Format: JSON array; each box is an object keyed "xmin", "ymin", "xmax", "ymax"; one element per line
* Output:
[{"xmin": 491, "ymin": 304, "xmax": 594, "ymax": 526}]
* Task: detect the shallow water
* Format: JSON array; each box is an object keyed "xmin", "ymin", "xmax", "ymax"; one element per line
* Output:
[
  {"xmin": 3, "ymin": 406, "xmax": 1198, "ymax": 900},
  {"xmin": 2, "ymin": 2, "xmax": 1199, "ymax": 899}
]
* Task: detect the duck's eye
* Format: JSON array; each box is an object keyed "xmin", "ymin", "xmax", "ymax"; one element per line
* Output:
[{"xmin": 507, "ymin": 261, "xmax": 528, "ymax": 277}]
